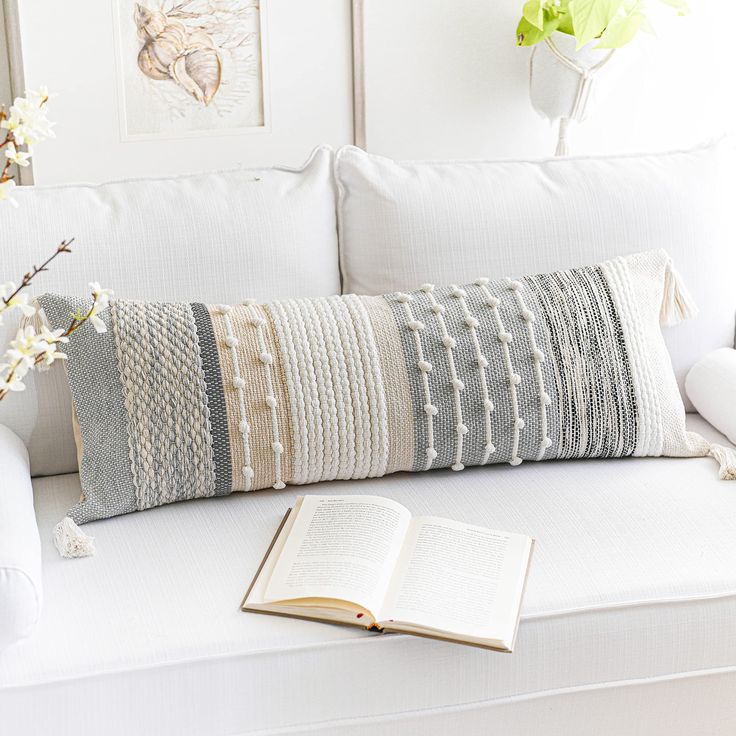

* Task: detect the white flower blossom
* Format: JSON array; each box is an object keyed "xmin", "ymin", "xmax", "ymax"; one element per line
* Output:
[
  {"xmin": 88, "ymin": 283, "xmax": 114, "ymax": 333},
  {"xmin": 5, "ymin": 142, "xmax": 31, "ymax": 167},
  {"xmin": 0, "ymin": 322, "xmax": 69, "ymax": 391},
  {"xmin": 89, "ymin": 282, "xmax": 113, "ymax": 307},
  {"xmin": 0, "ymin": 363, "xmax": 26, "ymax": 392},
  {"xmin": 35, "ymin": 325, "xmax": 68, "ymax": 367},
  {"xmin": 26, "ymin": 86, "xmax": 50, "ymax": 107},
  {"xmin": 89, "ymin": 314, "xmax": 107, "ymax": 333},
  {"xmin": 0, "ymin": 179, "xmax": 18, "ymax": 207},
  {"xmin": 0, "ymin": 282, "xmax": 36, "ymax": 324},
  {"xmin": 6, "ymin": 325, "xmax": 47, "ymax": 367},
  {"xmin": 1, "ymin": 87, "xmax": 55, "ymax": 148},
  {"xmin": 0, "ymin": 328, "xmax": 36, "ymax": 394}
]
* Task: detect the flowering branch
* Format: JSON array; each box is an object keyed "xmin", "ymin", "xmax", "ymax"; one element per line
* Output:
[
  {"xmin": 0, "ymin": 239, "xmax": 74, "ymax": 320},
  {"xmin": 0, "ymin": 86, "xmax": 54, "ymax": 206},
  {"xmin": 0, "ymin": 87, "xmax": 113, "ymax": 405},
  {"xmin": 0, "ymin": 283, "xmax": 113, "ymax": 401}
]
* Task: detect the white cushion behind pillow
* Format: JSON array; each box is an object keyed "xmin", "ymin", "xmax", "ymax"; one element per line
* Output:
[
  {"xmin": 0, "ymin": 146, "xmax": 340, "ymax": 476},
  {"xmin": 336, "ymin": 140, "xmax": 736, "ymax": 408}
]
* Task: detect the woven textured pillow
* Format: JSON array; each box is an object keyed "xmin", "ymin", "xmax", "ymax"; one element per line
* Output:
[{"xmin": 39, "ymin": 248, "xmax": 735, "ymax": 546}]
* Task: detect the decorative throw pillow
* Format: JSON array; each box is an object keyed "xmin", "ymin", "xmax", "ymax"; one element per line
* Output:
[{"xmin": 39, "ymin": 248, "xmax": 735, "ymax": 555}]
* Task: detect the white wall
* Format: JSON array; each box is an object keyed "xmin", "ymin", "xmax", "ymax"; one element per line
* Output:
[
  {"xmin": 3, "ymin": 0, "xmax": 734, "ymax": 183},
  {"xmin": 362, "ymin": 0, "xmax": 735, "ymax": 159}
]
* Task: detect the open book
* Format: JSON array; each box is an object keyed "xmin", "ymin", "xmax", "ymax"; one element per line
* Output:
[{"xmin": 242, "ymin": 495, "xmax": 534, "ymax": 651}]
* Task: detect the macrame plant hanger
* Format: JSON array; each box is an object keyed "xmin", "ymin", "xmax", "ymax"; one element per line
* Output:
[{"xmin": 543, "ymin": 37, "xmax": 615, "ymax": 156}]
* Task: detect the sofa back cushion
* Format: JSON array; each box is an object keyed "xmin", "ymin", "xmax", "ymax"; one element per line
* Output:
[
  {"xmin": 335, "ymin": 140, "xmax": 736, "ymax": 409},
  {"xmin": 0, "ymin": 146, "xmax": 340, "ymax": 476}
]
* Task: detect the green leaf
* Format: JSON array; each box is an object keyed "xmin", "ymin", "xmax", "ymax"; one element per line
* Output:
[
  {"xmin": 557, "ymin": 11, "xmax": 575, "ymax": 35},
  {"xmin": 516, "ymin": 13, "xmax": 561, "ymax": 46},
  {"xmin": 569, "ymin": 0, "xmax": 621, "ymax": 48},
  {"xmin": 522, "ymin": 0, "xmax": 545, "ymax": 30},
  {"xmin": 657, "ymin": 0, "xmax": 689, "ymax": 14},
  {"xmin": 595, "ymin": 9, "xmax": 644, "ymax": 47}
]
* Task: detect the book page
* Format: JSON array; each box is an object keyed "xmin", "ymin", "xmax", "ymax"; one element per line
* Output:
[
  {"xmin": 243, "ymin": 502, "xmax": 300, "ymax": 608},
  {"xmin": 380, "ymin": 517, "xmax": 531, "ymax": 642},
  {"xmin": 264, "ymin": 495, "xmax": 412, "ymax": 614}
]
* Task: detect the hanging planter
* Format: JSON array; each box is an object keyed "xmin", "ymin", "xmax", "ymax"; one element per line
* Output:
[
  {"xmin": 529, "ymin": 32, "xmax": 615, "ymax": 155},
  {"xmin": 515, "ymin": 0, "xmax": 689, "ymax": 155}
]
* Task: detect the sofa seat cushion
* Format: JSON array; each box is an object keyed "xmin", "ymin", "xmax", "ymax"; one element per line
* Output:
[{"xmin": 1, "ymin": 415, "xmax": 735, "ymax": 735}]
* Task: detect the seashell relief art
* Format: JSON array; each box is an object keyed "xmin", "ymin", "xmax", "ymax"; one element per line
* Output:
[
  {"xmin": 123, "ymin": 0, "xmax": 264, "ymax": 132},
  {"xmin": 135, "ymin": 3, "xmax": 222, "ymax": 105}
]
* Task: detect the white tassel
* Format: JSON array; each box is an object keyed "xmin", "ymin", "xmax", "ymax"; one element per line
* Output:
[
  {"xmin": 660, "ymin": 259, "xmax": 698, "ymax": 326},
  {"xmin": 708, "ymin": 444, "xmax": 736, "ymax": 481},
  {"xmin": 53, "ymin": 517, "xmax": 95, "ymax": 558}
]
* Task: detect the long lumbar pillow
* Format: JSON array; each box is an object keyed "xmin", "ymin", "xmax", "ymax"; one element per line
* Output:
[{"xmin": 38, "ymin": 248, "xmax": 735, "ymax": 556}]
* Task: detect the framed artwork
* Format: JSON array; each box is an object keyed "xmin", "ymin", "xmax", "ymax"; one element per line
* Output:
[
  {"xmin": 3, "ymin": 0, "xmax": 353, "ymax": 183},
  {"xmin": 113, "ymin": 0, "xmax": 269, "ymax": 140}
]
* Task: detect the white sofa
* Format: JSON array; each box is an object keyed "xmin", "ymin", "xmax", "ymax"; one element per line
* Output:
[{"xmin": 1, "ymin": 142, "xmax": 735, "ymax": 736}]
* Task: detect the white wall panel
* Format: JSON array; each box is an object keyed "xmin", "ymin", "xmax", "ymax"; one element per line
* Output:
[
  {"xmin": 360, "ymin": 0, "xmax": 735, "ymax": 159},
  {"xmin": 4, "ymin": 1, "xmax": 733, "ymax": 182}
]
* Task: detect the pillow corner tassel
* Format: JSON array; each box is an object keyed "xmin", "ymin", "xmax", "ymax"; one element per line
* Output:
[
  {"xmin": 708, "ymin": 444, "xmax": 736, "ymax": 481},
  {"xmin": 660, "ymin": 258, "xmax": 698, "ymax": 327},
  {"xmin": 53, "ymin": 517, "xmax": 95, "ymax": 558}
]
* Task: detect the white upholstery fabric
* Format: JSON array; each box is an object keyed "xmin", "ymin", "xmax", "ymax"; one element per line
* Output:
[
  {"xmin": 264, "ymin": 674, "xmax": 736, "ymax": 736},
  {"xmin": 0, "ymin": 425, "xmax": 41, "ymax": 653},
  {"xmin": 1, "ymin": 415, "xmax": 735, "ymax": 736},
  {"xmin": 335, "ymin": 140, "xmax": 736, "ymax": 410},
  {"xmin": 686, "ymin": 348, "xmax": 736, "ymax": 445},
  {"xmin": 0, "ymin": 146, "xmax": 340, "ymax": 477}
]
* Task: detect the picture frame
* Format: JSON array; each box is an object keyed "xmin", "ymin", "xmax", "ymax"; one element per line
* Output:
[
  {"xmin": 2, "ymin": 0, "xmax": 354, "ymax": 183},
  {"xmin": 111, "ymin": 0, "xmax": 272, "ymax": 142}
]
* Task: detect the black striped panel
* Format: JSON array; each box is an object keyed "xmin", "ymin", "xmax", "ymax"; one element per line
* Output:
[{"xmin": 524, "ymin": 266, "xmax": 638, "ymax": 459}]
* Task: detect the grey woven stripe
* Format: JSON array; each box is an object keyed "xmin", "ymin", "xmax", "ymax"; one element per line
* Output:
[
  {"xmin": 37, "ymin": 293, "xmax": 137, "ymax": 524},
  {"xmin": 113, "ymin": 301, "xmax": 217, "ymax": 508},
  {"xmin": 191, "ymin": 303, "xmax": 232, "ymax": 496},
  {"xmin": 401, "ymin": 289, "xmax": 460, "ymax": 470},
  {"xmin": 525, "ymin": 266, "xmax": 638, "ymax": 459},
  {"xmin": 426, "ymin": 285, "xmax": 486, "ymax": 467},
  {"xmin": 389, "ymin": 281, "xmax": 564, "ymax": 471},
  {"xmin": 465, "ymin": 284, "xmax": 560, "ymax": 462}
]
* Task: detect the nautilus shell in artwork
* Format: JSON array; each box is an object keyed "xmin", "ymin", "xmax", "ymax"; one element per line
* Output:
[{"xmin": 135, "ymin": 4, "xmax": 222, "ymax": 106}]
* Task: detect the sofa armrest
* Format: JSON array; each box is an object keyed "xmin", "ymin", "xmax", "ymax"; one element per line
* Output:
[
  {"xmin": 686, "ymin": 348, "xmax": 736, "ymax": 447},
  {"xmin": 0, "ymin": 424, "xmax": 42, "ymax": 652}
]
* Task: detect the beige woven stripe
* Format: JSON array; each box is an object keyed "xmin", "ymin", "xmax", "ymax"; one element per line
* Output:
[
  {"xmin": 228, "ymin": 306, "xmax": 269, "ymax": 491},
  {"xmin": 208, "ymin": 305, "xmax": 292, "ymax": 491},
  {"xmin": 263, "ymin": 307, "xmax": 295, "ymax": 484},
  {"xmin": 361, "ymin": 296, "xmax": 414, "ymax": 474}
]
